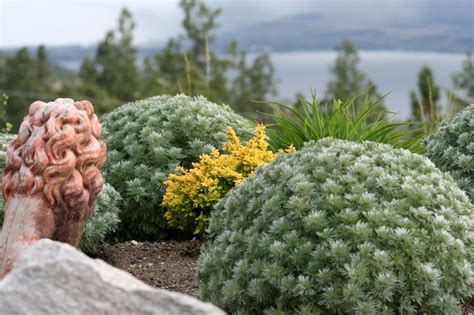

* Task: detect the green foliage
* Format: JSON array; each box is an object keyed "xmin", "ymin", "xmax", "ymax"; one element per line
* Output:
[
  {"xmin": 0, "ymin": 46, "xmax": 53, "ymax": 130},
  {"xmin": 0, "ymin": 132, "xmax": 14, "ymax": 222},
  {"xmin": 424, "ymin": 105, "xmax": 474, "ymax": 203},
  {"xmin": 410, "ymin": 66, "xmax": 440, "ymax": 123},
  {"xmin": 180, "ymin": 0, "xmax": 221, "ymax": 66},
  {"xmin": 78, "ymin": 8, "xmax": 140, "ymax": 110},
  {"xmin": 0, "ymin": 133, "xmax": 121, "ymax": 254},
  {"xmin": 447, "ymin": 51, "xmax": 474, "ymax": 114},
  {"xmin": 141, "ymin": 0, "xmax": 276, "ymax": 120},
  {"xmin": 452, "ymin": 51, "xmax": 474, "ymax": 101},
  {"xmin": 326, "ymin": 39, "xmax": 383, "ymax": 113},
  {"xmin": 80, "ymin": 182, "xmax": 121, "ymax": 254},
  {"xmin": 35, "ymin": 46, "xmax": 51, "ymax": 93},
  {"xmin": 101, "ymin": 94, "xmax": 254, "ymax": 240},
  {"xmin": 226, "ymin": 42, "xmax": 276, "ymax": 119},
  {"xmin": 265, "ymin": 93, "xmax": 424, "ymax": 153},
  {"xmin": 198, "ymin": 138, "xmax": 473, "ymax": 314},
  {"xmin": 0, "ymin": 133, "xmax": 13, "ymax": 166},
  {"xmin": 0, "ymin": 94, "xmax": 12, "ymax": 132}
]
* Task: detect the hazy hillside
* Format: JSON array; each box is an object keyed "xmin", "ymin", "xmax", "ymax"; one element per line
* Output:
[{"xmin": 215, "ymin": 2, "xmax": 473, "ymax": 52}]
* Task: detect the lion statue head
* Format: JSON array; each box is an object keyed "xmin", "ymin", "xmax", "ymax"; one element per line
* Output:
[{"xmin": 2, "ymin": 98, "xmax": 106, "ymax": 220}]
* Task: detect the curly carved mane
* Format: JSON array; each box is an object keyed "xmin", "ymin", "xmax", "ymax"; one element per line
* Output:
[{"xmin": 2, "ymin": 99, "xmax": 106, "ymax": 219}]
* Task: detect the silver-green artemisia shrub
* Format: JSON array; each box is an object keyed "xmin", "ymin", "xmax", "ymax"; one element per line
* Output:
[
  {"xmin": 79, "ymin": 182, "xmax": 121, "ymax": 254},
  {"xmin": 424, "ymin": 105, "xmax": 474, "ymax": 203},
  {"xmin": 0, "ymin": 133, "xmax": 13, "ymax": 224},
  {"xmin": 101, "ymin": 94, "xmax": 253, "ymax": 239},
  {"xmin": 198, "ymin": 138, "xmax": 474, "ymax": 314},
  {"xmin": 0, "ymin": 133, "xmax": 121, "ymax": 254}
]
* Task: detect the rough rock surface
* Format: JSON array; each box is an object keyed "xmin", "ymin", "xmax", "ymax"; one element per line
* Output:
[{"xmin": 0, "ymin": 239, "xmax": 225, "ymax": 315}]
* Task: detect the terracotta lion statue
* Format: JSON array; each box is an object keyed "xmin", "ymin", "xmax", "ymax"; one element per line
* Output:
[{"xmin": 0, "ymin": 98, "xmax": 106, "ymax": 277}]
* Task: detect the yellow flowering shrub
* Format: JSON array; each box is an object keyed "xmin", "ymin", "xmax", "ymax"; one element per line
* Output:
[{"xmin": 162, "ymin": 125, "xmax": 295, "ymax": 236}]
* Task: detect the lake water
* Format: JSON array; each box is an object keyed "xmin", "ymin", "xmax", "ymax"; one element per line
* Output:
[{"xmin": 270, "ymin": 50, "xmax": 466, "ymax": 119}]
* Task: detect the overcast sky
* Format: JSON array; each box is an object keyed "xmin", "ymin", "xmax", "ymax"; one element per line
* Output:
[
  {"xmin": 0, "ymin": 0, "xmax": 471, "ymax": 48},
  {"xmin": 0, "ymin": 0, "xmax": 315, "ymax": 47}
]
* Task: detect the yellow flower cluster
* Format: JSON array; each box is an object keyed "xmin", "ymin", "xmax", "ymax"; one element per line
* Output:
[{"xmin": 162, "ymin": 125, "xmax": 295, "ymax": 236}]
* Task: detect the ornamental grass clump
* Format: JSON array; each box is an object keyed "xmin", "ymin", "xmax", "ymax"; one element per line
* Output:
[
  {"xmin": 101, "ymin": 94, "xmax": 253, "ymax": 239},
  {"xmin": 198, "ymin": 138, "xmax": 473, "ymax": 314},
  {"xmin": 424, "ymin": 105, "xmax": 473, "ymax": 203},
  {"xmin": 0, "ymin": 133, "xmax": 121, "ymax": 254},
  {"xmin": 265, "ymin": 92, "xmax": 424, "ymax": 153},
  {"xmin": 162, "ymin": 125, "xmax": 294, "ymax": 236}
]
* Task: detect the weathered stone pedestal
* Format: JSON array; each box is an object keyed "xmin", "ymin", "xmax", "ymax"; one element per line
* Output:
[{"xmin": 0, "ymin": 98, "xmax": 106, "ymax": 277}]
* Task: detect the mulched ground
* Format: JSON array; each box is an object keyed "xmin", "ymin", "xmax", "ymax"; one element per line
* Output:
[
  {"xmin": 464, "ymin": 297, "xmax": 474, "ymax": 315},
  {"xmin": 96, "ymin": 240, "xmax": 201, "ymax": 296},
  {"xmin": 96, "ymin": 240, "xmax": 473, "ymax": 314}
]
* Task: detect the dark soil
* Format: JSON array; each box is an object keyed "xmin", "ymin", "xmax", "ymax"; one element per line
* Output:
[
  {"xmin": 96, "ymin": 240, "xmax": 201, "ymax": 296},
  {"xmin": 464, "ymin": 297, "xmax": 474, "ymax": 315},
  {"xmin": 96, "ymin": 240, "xmax": 473, "ymax": 314}
]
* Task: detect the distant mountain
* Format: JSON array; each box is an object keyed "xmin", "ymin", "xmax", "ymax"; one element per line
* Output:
[{"xmin": 215, "ymin": 10, "xmax": 473, "ymax": 53}]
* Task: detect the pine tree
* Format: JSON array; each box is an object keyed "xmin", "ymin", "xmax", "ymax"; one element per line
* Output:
[
  {"xmin": 2, "ymin": 48, "xmax": 39, "ymax": 129},
  {"xmin": 142, "ymin": 0, "xmax": 276, "ymax": 118},
  {"xmin": 227, "ymin": 42, "xmax": 275, "ymax": 119},
  {"xmin": 452, "ymin": 51, "xmax": 474, "ymax": 100},
  {"xmin": 447, "ymin": 51, "xmax": 474, "ymax": 113},
  {"xmin": 79, "ymin": 57, "xmax": 97, "ymax": 84},
  {"xmin": 326, "ymin": 39, "xmax": 383, "ymax": 114},
  {"xmin": 142, "ymin": 39, "xmax": 187, "ymax": 96},
  {"xmin": 0, "ymin": 54, "xmax": 6, "ymax": 85},
  {"xmin": 180, "ymin": 0, "xmax": 221, "ymax": 67},
  {"xmin": 35, "ymin": 45, "xmax": 51, "ymax": 93},
  {"xmin": 81, "ymin": 8, "xmax": 140, "ymax": 104},
  {"xmin": 410, "ymin": 66, "xmax": 440, "ymax": 122}
]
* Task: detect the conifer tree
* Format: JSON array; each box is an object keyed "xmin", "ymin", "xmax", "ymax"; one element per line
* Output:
[
  {"xmin": 35, "ymin": 45, "xmax": 51, "ymax": 93},
  {"xmin": 2, "ymin": 48, "xmax": 39, "ymax": 129},
  {"xmin": 448, "ymin": 51, "xmax": 474, "ymax": 113},
  {"xmin": 180, "ymin": 0, "xmax": 221, "ymax": 67},
  {"xmin": 452, "ymin": 51, "xmax": 474, "ymax": 100},
  {"xmin": 0, "ymin": 46, "xmax": 59, "ymax": 130},
  {"xmin": 81, "ymin": 8, "xmax": 140, "ymax": 104},
  {"xmin": 410, "ymin": 66, "xmax": 440, "ymax": 122},
  {"xmin": 142, "ymin": 39, "xmax": 186, "ymax": 97},
  {"xmin": 142, "ymin": 0, "xmax": 276, "ymax": 118},
  {"xmin": 227, "ymin": 42, "xmax": 275, "ymax": 119},
  {"xmin": 326, "ymin": 39, "xmax": 383, "ymax": 115}
]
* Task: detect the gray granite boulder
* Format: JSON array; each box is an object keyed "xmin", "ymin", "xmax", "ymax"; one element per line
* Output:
[{"xmin": 0, "ymin": 239, "xmax": 225, "ymax": 315}]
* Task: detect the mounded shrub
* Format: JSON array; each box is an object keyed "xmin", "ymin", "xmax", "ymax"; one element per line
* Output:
[
  {"xmin": 0, "ymin": 133, "xmax": 13, "ymax": 169},
  {"xmin": 424, "ymin": 105, "xmax": 473, "ymax": 203},
  {"xmin": 79, "ymin": 182, "xmax": 121, "ymax": 254},
  {"xmin": 0, "ymin": 133, "xmax": 13, "ymax": 224},
  {"xmin": 101, "ymin": 94, "xmax": 254, "ymax": 239},
  {"xmin": 198, "ymin": 138, "xmax": 474, "ymax": 314},
  {"xmin": 0, "ymin": 133, "xmax": 121, "ymax": 254}
]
